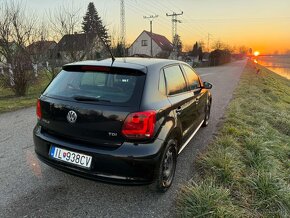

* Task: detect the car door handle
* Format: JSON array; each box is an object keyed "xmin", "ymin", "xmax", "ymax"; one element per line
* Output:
[{"xmin": 176, "ymin": 107, "xmax": 182, "ymax": 115}]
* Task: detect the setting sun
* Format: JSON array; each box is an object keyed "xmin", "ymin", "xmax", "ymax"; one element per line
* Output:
[{"xmin": 254, "ymin": 51, "xmax": 260, "ymax": 57}]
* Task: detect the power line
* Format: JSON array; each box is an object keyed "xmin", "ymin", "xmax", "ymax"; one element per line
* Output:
[
  {"xmin": 128, "ymin": 0, "xmax": 209, "ymax": 41},
  {"xmin": 126, "ymin": 0, "xmax": 217, "ymax": 49},
  {"xmin": 182, "ymin": 17, "xmax": 290, "ymax": 23}
]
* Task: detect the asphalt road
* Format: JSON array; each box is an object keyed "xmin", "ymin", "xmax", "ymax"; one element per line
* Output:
[{"xmin": 0, "ymin": 60, "xmax": 247, "ymax": 218}]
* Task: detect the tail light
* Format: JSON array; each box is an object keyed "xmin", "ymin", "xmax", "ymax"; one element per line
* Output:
[
  {"xmin": 122, "ymin": 111, "xmax": 156, "ymax": 139},
  {"xmin": 36, "ymin": 99, "xmax": 42, "ymax": 119}
]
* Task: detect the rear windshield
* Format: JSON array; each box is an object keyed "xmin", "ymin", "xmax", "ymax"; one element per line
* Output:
[{"xmin": 43, "ymin": 68, "xmax": 146, "ymax": 106}]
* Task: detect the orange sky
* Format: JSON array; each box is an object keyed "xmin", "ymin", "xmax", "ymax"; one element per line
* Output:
[{"xmin": 29, "ymin": 0, "xmax": 290, "ymax": 54}]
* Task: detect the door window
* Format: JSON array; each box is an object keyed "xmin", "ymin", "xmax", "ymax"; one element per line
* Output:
[
  {"xmin": 183, "ymin": 65, "xmax": 201, "ymax": 91},
  {"xmin": 164, "ymin": 65, "xmax": 187, "ymax": 95}
]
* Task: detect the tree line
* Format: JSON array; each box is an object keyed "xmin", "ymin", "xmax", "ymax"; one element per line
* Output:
[{"xmin": 0, "ymin": 1, "xmax": 124, "ymax": 96}]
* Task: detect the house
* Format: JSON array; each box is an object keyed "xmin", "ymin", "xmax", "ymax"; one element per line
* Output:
[
  {"xmin": 27, "ymin": 40, "xmax": 57, "ymax": 65},
  {"xmin": 54, "ymin": 33, "xmax": 105, "ymax": 64},
  {"xmin": 128, "ymin": 30, "xmax": 173, "ymax": 58}
]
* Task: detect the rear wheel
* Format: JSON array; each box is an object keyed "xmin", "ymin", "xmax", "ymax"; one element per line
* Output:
[
  {"xmin": 202, "ymin": 100, "xmax": 211, "ymax": 127},
  {"xmin": 155, "ymin": 138, "xmax": 177, "ymax": 192}
]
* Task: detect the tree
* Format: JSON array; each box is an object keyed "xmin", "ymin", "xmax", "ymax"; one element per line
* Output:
[
  {"xmin": 249, "ymin": 48, "xmax": 253, "ymax": 55},
  {"xmin": 82, "ymin": 2, "xmax": 109, "ymax": 44},
  {"xmin": 0, "ymin": 1, "xmax": 37, "ymax": 96},
  {"xmin": 48, "ymin": 3, "xmax": 82, "ymax": 40},
  {"xmin": 212, "ymin": 40, "xmax": 225, "ymax": 50},
  {"xmin": 173, "ymin": 34, "xmax": 182, "ymax": 54},
  {"xmin": 112, "ymin": 42, "xmax": 125, "ymax": 57},
  {"xmin": 209, "ymin": 49, "xmax": 231, "ymax": 66},
  {"xmin": 239, "ymin": 46, "xmax": 248, "ymax": 55},
  {"xmin": 198, "ymin": 46, "xmax": 203, "ymax": 61},
  {"xmin": 192, "ymin": 42, "xmax": 199, "ymax": 57}
]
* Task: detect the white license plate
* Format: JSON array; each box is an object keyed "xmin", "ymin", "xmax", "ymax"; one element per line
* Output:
[{"xmin": 49, "ymin": 146, "xmax": 92, "ymax": 169}]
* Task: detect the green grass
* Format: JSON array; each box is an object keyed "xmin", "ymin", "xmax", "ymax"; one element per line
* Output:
[
  {"xmin": 177, "ymin": 61, "xmax": 290, "ymax": 217},
  {"xmin": 0, "ymin": 75, "xmax": 50, "ymax": 113}
]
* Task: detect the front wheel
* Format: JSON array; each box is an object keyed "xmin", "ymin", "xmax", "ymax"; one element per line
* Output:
[
  {"xmin": 202, "ymin": 100, "xmax": 211, "ymax": 127},
  {"xmin": 155, "ymin": 139, "xmax": 177, "ymax": 192}
]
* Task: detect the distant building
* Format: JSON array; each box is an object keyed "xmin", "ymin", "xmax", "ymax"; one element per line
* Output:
[
  {"xmin": 27, "ymin": 41, "xmax": 57, "ymax": 64},
  {"xmin": 128, "ymin": 30, "xmax": 173, "ymax": 58},
  {"xmin": 54, "ymin": 33, "xmax": 105, "ymax": 64},
  {"xmin": 202, "ymin": 52, "xmax": 210, "ymax": 62}
]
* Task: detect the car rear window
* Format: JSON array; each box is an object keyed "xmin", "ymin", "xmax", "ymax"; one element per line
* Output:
[{"xmin": 43, "ymin": 67, "xmax": 145, "ymax": 106}]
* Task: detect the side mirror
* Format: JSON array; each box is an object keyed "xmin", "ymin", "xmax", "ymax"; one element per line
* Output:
[{"xmin": 203, "ymin": 81, "xmax": 213, "ymax": 89}]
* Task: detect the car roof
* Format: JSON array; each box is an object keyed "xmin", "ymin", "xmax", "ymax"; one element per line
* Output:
[{"xmin": 64, "ymin": 57, "xmax": 186, "ymax": 74}]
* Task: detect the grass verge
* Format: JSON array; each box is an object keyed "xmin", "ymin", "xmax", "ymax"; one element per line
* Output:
[
  {"xmin": 177, "ymin": 61, "xmax": 290, "ymax": 217},
  {"xmin": 0, "ymin": 75, "xmax": 50, "ymax": 114}
]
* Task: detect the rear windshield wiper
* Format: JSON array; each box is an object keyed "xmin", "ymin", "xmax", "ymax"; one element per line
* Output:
[{"xmin": 73, "ymin": 95, "xmax": 111, "ymax": 103}]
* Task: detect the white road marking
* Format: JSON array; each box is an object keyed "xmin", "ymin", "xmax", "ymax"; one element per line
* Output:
[{"xmin": 200, "ymin": 73, "xmax": 212, "ymax": 77}]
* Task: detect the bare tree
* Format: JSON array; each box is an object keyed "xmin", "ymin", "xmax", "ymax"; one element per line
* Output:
[
  {"xmin": 48, "ymin": 3, "xmax": 82, "ymax": 40},
  {"xmin": 212, "ymin": 40, "xmax": 225, "ymax": 50},
  {"xmin": 0, "ymin": 0, "xmax": 37, "ymax": 96},
  {"xmin": 238, "ymin": 46, "xmax": 248, "ymax": 55}
]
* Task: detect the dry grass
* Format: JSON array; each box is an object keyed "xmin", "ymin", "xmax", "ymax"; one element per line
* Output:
[{"xmin": 177, "ymin": 61, "xmax": 290, "ymax": 217}]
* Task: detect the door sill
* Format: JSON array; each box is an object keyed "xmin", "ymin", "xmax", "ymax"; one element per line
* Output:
[{"xmin": 178, "ymin": 120, "xmax": 204, "ymax": 154}]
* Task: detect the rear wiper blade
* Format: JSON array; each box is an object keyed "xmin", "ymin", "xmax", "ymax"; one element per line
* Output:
[{"xmin": 73, "ymin": 95, "xmax": 111, "ymax": 102}]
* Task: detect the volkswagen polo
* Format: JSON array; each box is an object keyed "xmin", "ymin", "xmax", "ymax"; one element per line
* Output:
[{"xmin": 33, "ymin": 58, "xmax": 212, "ymax": 192}]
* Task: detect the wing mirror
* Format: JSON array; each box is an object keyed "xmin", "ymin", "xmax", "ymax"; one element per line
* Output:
[{"xmin": 202, "ymin": 81, "xmax": 213, "ymax": 89}]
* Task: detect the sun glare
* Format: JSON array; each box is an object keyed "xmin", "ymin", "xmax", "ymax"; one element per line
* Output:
[{"xmin": 254, "ymin": 51, "xmax": 260, "ymax": 57}]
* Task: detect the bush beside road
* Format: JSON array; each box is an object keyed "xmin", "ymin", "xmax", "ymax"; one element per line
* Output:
[
  {"xmin": 0, "ymin": 75, "xmax": 49, "ymax": 114},
  {"xmin": 177, "ymin": 61, "xmax": 290, "ymax": 217}
]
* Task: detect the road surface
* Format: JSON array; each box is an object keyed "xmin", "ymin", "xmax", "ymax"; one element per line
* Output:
[{"xmin": 0, "ymin": 60, "xmax": 247, "ymax": 217}]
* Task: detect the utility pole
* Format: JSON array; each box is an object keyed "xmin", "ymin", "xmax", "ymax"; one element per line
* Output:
[
  {"xmin": 166, "ymin": 12, "xmax": 183, "ymax": 42},
  {"xmin": 120, "ymin": 0, "xmax": 126, "ymax": 56},
  {"xmin": 143, "ymin": 15, "xmax": 158, "ymax": 57},
  {"xmin": 207, "ymin": 33, "xmax": 212, "ymax": 52},
  {"xmin": 166, "ymin": 11, "xmax": 183, "ymax": 59}
]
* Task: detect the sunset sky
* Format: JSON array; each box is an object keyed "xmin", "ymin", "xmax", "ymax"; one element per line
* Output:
[{"xmin": 26, "ymin": 0, "xmax": 290, "ymax": 54}]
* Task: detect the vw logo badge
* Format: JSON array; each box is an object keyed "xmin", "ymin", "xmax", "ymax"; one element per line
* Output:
[{"xmin": 67, "ymin": 110, "xmax": 77, "ymax": 123}]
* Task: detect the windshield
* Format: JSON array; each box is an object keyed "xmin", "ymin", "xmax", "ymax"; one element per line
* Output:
[{"xmin": 43, "ymin": 69, "xmax": 145, "ymax": 106}]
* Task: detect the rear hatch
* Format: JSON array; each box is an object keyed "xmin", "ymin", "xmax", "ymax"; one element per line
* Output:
[{"xmin": 39, "ymin": 65, "xmax": 146, "ymax": 148}]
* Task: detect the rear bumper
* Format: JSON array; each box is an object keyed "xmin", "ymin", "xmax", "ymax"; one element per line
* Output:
[{"xmin": 33, "ymin": 125, "xmax": 164, "ymax": 184}]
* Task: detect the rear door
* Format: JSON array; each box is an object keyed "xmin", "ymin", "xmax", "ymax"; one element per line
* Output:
[
  {"xmin": 181, "ymin": 64, "xmax": 207, "ymax": 127},
  {"xmin": 39, "ymin": 66, "xmax": 146, "ymax": 147},
  {"xmin": 163, "ymin": 65, "xmax": 195, "ymax": 138}
]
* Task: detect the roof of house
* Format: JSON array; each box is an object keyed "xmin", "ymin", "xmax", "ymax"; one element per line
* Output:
[
  {"xmin": 144, "ymin": 31, "xmax": 173, "ymax": 51},
  {"xmin": 56, "ymin": 33, "xmax": 98, "ymax": 52},
  {"xmin": 129, "ymin": 30, "xmax": 173, "ymax": 51},
  {"xmin": 27, "ymin": 41, "xmax": 56, "ymax": 54}
]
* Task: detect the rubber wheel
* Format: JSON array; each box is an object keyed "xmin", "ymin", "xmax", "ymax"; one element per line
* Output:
[
  {"xmin": 155, "ymin": 139, "xmax": 177, "ymax": 192},
  {"xmin": 202, "ymin": 100, "xmax": 211, "ymax": 127}
]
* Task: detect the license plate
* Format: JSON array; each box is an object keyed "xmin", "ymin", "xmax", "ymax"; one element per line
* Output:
[{"xmin": 49, "ymin": 146, "xmax": 92, "ymax": 169}]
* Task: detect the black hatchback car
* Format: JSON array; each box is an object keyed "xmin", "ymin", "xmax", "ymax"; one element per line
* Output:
[{"xmin": 33, "ymin": 58, "xmax": 212, "ymax": 192}]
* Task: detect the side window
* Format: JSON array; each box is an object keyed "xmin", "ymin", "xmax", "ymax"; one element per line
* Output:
[
  {"xmin": 159, "ymin": 71, "xmax": 166, "ymax": 95},
  {"xmin": 164, "ymin": 65, "xmax": 187, "ymax": 95},
  {"xmin": 183, "ymin": 65, "xmax": 200, "ymax": 91},
  {"xmin": 141, "ymin": 40, "xmax": 148, "ymax": 46}
]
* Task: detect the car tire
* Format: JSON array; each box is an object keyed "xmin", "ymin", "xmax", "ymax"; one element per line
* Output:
[
  {"xmin": 155, "ymin": 138, "xmax": 177, "ymax": 192},
  {"xmin": 202, "ymin": 99, "xmax": 211, "ymax": 127}
]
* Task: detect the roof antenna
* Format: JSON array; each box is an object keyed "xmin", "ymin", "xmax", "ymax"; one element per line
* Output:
[{"xmin": 95, "ymin": 32, "xmax": 115, "ymax": 65}]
